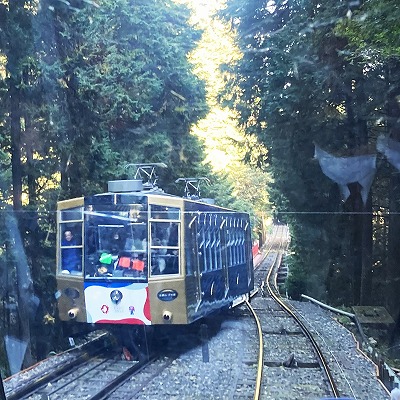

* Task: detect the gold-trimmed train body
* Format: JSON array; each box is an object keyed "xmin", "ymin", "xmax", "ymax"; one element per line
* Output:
[{"xmin": 56, "ymin": 171, "xmax": 254, "ymax": 327}]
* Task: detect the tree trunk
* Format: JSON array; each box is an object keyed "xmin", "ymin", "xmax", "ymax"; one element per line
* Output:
[
  {"xmin": 7, "ymin": 0, "xmax": 33, "ymax": 369},
  {"xmin": 360, "ymin": 194, "xmax": 373, "ymax": 305},
  {"xmin": 345, "ymin": 73, "xmax": 373, "ymax": 305},
  {"xmin": 10, "ymin": 83, "xmax": 22, "ymax": 212},
  {"xmin": 386, "ymin": 60, "xmax": 400, "ymax": 318}
]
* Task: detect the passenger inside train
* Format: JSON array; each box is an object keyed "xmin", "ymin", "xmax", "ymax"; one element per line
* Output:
[
  {"xmin": 80, "ymin": 203, "xmax": 182, "ymax": 278},
  {"xmin": 95, "ymin": 252, "xmax": 114, "ymax": 276},
  {"xmin": 61, "ymin": 230, "xmax": 82, "ymax": 274}
]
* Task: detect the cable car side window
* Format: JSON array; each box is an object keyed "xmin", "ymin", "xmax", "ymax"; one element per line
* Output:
[
  {"xmin": 149, "ymin": 204, "xmax": 180, "ymax": 276},
  {"xmin": 226, "ymin": 217, "xmax": 233, "ymax": 268},
  {"xmin": 233, "ymin": 218, "xmax": 238, "ymax": 265},
  {"xmin": 185, "ymin": 214, "xmax": 198, "ymax": 276},
  {"xmin": 197, "ymin": 214, "xmax": 206, "ymax": 273},
  {"xmin": 58, "ymin": 207, "xmax": 83, "ymax": 275},
  {"xmin": 205, "ymin": 216, "xmax": 212, "ymax": 271},
  {"xmin": 209, "ymin": 214, "xmax": 218, "ymax": 271},
  {"xmin": 214, "ymin": 215, "xmax": 222, "ymax": 270},
  {"xmin": 219, "ymin": 216, "xmax": 227, "ymax": 270},
  {"xmin": 239, "ymin": 219, "xmax": 245, "ymax": 264}
]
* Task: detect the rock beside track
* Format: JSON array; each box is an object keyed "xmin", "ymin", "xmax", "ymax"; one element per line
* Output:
[
  {"xmin": 130, "ymin": 301, "xmax": 389, "ymax": 399},
  {"xmin": 290, "ymin": 300, "xmax": 390, "ymax": 400}
]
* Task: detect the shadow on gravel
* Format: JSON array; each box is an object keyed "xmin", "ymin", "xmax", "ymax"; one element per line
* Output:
[{"xmin": 103, "ymin": 309, "xmax": 239, "ymax": 362}]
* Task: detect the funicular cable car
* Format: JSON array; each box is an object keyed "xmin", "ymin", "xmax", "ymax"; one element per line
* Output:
[{"xmin": 56, "ymin": 164, "xmax": 254, "ymax": 329}]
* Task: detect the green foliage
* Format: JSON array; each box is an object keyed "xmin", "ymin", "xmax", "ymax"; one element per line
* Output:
[
  {"xmin": 286, "ymin": 265, "xmax": 307, "ymax": 301},
  {"xmin": 336, "ymin": 0, "xmax": 400, "ymax": 60},
  {"xmin": 0, "ymin": 0, "xmax": 211, "ymax": 372},
  {"xmin": 222, "ymin": 0, "xmax": 390, "ymax": 305},
  {"xmin": 180, "ymin": 0, "xmax": 271, "ymax": 239},
  {"xmin": 58, "ymin": 0, "xmax": 209, "ymax": 193}
]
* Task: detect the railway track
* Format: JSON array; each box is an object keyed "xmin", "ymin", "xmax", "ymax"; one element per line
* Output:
[
  {"xmin": 4, "ymin": 319, "xmax": 220, "ymax": 399},
  {"xmin": 252, "ymin": 261, "xmax": 340, "ymax": 398},
  {"xmin": 4, "ymin": 332, "xmax": 158, "ymax": 400},
  {"xmin": 5, "ymin": 332, "xmax": 111, "ymax": 400},
  {"xmin": 239, "ymin": 224, "xmax": 370, "ymax": 399},
  {"xmin": 230, "ymin": 224, "xmax": 345, "ymax": 399},
  {"xmin": 262, "ymin": 242, "xmax": 341, "ymax": 398},
  {"xmin": 4, "ymin": 225, "xmax": 386, "ymax": 399}
]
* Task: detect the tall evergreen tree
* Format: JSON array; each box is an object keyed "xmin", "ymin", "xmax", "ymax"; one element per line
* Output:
[
  {"xmin": 60, "ymin": 0, "xmax": 208, "ymax": 194},
  {"xmin": 0, "ymin": 0, "xmax": 210, "ymax": 372},
  {"xmin": 337, "ymin": 0, "xmax": 400, "ymax": 320},
  {"xmin": 223, "ymin": 0, "xmax": 383, "ymax": 305}
]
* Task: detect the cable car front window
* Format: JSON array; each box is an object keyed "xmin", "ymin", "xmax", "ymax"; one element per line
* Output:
[{"xmin": 84, "ymin": 205, "xmax": 148, "ymax": 279}]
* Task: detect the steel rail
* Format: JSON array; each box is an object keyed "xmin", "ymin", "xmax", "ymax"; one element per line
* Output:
[
  {"xmin": 87, "ymin": 356, "xmax": 158, "ymax": 400},
  {"xmin": 245, "ymin": 299, "xmax": 264, "ymax": 400},
  {"xmin": 5, "ymin": 334, "xmax": 111, "ymax": 400},
  {"xmin": 265, "ymin": 243, "xmax": 341, "ymax": 399},
  {"xmin": 243, "ymin": 225, "xmax": 287, "ymax": 400}
]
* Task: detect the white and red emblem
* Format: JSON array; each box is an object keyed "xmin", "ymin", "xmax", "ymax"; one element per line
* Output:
[{"xmin": 101, "ymin": 305, "xmax": 109, "ymax": 314}]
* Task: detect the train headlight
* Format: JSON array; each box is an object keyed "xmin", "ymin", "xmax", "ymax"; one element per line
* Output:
[
  {"xmin": 163, "ymin": 310, "xmax": 172, "ymax": 322},
  {"xmin": 110, "ymin": 290, "xmax": 123, "ymax": 304},
  {"xmin": 68, "ymin": 307, "xmax": 79, "ymax": 319}
]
